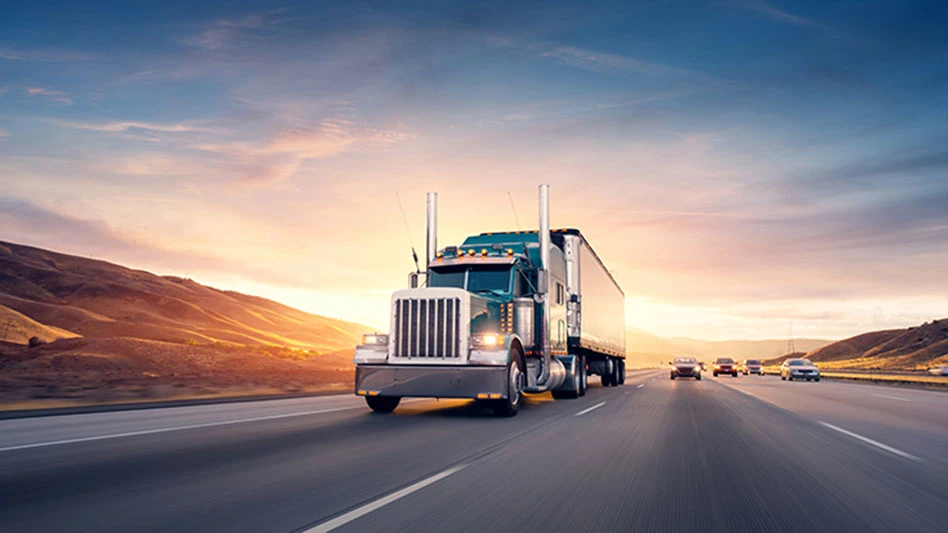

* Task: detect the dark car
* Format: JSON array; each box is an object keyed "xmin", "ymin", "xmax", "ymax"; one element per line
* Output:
[
  {"xmin": 713, "ymin": 357, "xmax": 738, "ymax": 377},
  {"xmin": 670, "ymin": 357, "xmax": 701, "ymax": 380}
]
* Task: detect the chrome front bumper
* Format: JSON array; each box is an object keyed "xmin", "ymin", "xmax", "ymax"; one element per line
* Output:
[{"xmin": 355, "ymin": 364, "xmax": 509, "ymax": 399}]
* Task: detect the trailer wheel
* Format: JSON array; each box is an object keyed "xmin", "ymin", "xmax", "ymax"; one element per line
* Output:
[
  {"xmin": 365, "ymin": 396, "xmax": 400, "ymax": 413},
  {"xmin": 579, "ymin": 356, "xmax": 588, "ymax": 396},
  {"xmin": 601, "ymin": 359, "xmax": 614, "ymax": 387},
  {"xmin": 617, "ymin": 359, "xmax": 626, "ymax": 385},
  {"xmin": 493, "ymin": 353, "xmax": 524, "ymax": 417}
]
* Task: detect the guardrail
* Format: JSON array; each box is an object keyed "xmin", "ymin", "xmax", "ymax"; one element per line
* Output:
[{"xmin": 762, "ymin": 368, "xmax": 948, "ymax": 387}]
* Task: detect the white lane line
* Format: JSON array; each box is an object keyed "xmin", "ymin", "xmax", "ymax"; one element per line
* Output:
[
  {"xmin": 636, "ymin": 384, "xmax": 645, "ymax": 389},
  {"xmin": 736, "ymin": 389, "xmax": 754, "ymax": 397},
  {"xmin": 575, "ymin": 402, "xmax": 607, "ymax": 416},
  {"xmin": 818, "ymin": 422, "xmax": 923, "ymax": 462},
  {"xmin": 303, "ymin": 464, "xmax": 468, "ymax": 533},
  {"xmin": 873, "ymin": 394, "xmax": 910, "ymax": 402},
  {"xmin": 0, "ymin": 406, "xmax": 362, "ymax": 453}
]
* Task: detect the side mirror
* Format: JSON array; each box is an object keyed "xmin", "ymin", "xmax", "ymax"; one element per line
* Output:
[{"xmin": 668, "ymin": 361, "xmax": 673, "ymax": 365}]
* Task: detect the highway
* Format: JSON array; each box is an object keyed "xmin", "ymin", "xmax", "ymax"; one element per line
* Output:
[{"xmin": 1, "ymin": 370, "xmax": 946, "ymax": 532}]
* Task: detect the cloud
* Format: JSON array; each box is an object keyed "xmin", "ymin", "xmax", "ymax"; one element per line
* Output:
[
  {"xmin": 56, "ymin": 121, "xmax": 206, "ymax": 133},
  {"xmin": 722, "ymin": 1, "xmax": 841, "ymax": 35},
  {"xmin": 196, "ymin": 119, "xmax": 409, "ymax": 184},
  {"xmin": 0, "ymin": 196, "xmax": 312, "ymax": 288},
  {"xmin": 0, "ymin": 48, "xmax": 96, "ymax": 62},
  {"xmin": 183, "ymin": 9, "xmax": 293, "ymax": 50},
  {"xmin": 25, "ymin": 87, "xmax": 73, "ymax": 105},
  {"xmin": 490, "ymin": 37, "xmax": 682, "ymax": 76}
]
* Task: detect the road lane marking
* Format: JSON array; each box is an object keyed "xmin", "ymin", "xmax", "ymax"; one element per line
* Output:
[
  {"xmin": 575, "ymin": 402, "xmax": 606, "ymax": 416},
  {"xmin": 636, "ymin": 384, "xmax": 644, "ymax": 389},
  {"xmin": 736, "ymin": 389, "xmax": 754, "ymax": 397},
  {"xmin": 818, "ymin": 422, "xmax": 923, "ymax": 462},
  {"xmin": 303, "ymin": 464, "xmax": 468, "ymax": 533},
  {"xmin": 0, "ymin": 406, "xmax": 363, "ymax": 453},
  {"xmin": 873, "ymin": 394, "xmax": 910, "ymax": 402}
]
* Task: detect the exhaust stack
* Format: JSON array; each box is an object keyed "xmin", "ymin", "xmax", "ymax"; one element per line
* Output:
[
  {"xmin": 538, "ymin": 184, "xmax": 551, "ymax": 384},
  {"xmin": 426, "ymin": 192, "xmax": 438, "ymax": 269}
]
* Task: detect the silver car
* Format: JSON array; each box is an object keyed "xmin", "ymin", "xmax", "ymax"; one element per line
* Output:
[
  {"xmin": 780, "ymin": 358, "xmax": 820, "ymax": 382},
  {"xmin": 929, "ymin": 366, "xmax": 948, "ymax": 376}
]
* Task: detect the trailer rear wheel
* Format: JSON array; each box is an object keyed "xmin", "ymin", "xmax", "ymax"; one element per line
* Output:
[
  {"xmin": 493, "ymin": 354, "xmax": 524, "ymax": 417},
  {"xmin": 617, "ymin": 359, "xmax": 626, "ymax": 385},
  {"xmin": 365, "ymin": 396, "xmax": 400, "ymax": 413},
  {"xmin": 601, "ymin": 359, "xmax": 615, "ymax": 387},
  {"xmin": 579, "ymin": 356, "xmax": 588, "ymax": 396}
]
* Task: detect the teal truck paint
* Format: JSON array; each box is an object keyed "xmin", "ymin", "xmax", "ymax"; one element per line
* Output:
[{"xmin": 354, "ymin": 185, "xmax": 627, "ymax": 417}]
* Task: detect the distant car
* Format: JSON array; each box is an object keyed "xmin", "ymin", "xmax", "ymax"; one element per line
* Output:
[
  {"xmin": 670, "ymin": 357, "xmax": 701, "ymax": 380},
  {"xmin": 781, "ymin": 358, "xmax": 820, "ymax": 381},
  {"xmin": 929, "ymin": 366, "xmax": 948, "ymax": 376},
  {"xmin": 740, "ymin": 359, "xmax": 763, "ymax": 375},
  {"xmin": 713, "ymin": 357, "xmax": 738, "ymax": 377}
]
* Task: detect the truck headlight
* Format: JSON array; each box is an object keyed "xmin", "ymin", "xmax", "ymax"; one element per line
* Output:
[
  {"xmin": 471, "ymin": 334, "xmax": 505, "ymax": 349},
  {"xmin": 362, "ymin": 333, "xmax": 389, "ymax": 346}
]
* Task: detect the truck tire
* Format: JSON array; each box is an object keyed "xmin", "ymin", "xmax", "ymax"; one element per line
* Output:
[
  {"xmin": 617, "ymin": 359, "xmax": 626, "ymax": 385},
  {"xmin": 601, "ymin": 358, "xmax": 614, "ymax": 387},
  {"xmin": 579, "ymin": 356, "xmax": 588, "ymax": 397},
  {"xmin": 365, "ymin": 396, "xmax": 400, "ymax": 413},
  {"xmin": 493, "ymin": 355, "xmax": 524, "ymax": 417}
]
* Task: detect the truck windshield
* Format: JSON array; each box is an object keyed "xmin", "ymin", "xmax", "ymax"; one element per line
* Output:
[{"xmin": 429, "ymin": 265, "xmax": 512, "ymax": 293}]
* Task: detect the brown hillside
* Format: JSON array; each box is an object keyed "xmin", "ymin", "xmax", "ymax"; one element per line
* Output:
[
  {"xmin": 805, "ymin": 329, "xmax": 903, "ymax": 363},
  {"xmin": 0, "ymin": 303, "xmax": 81, "ymax": 345},
  {"xmin": 803, "ymin": 319, "xmax": 948, "ymax": 370},
  {"xmin": 0, "ymin": 240, "xmax": 370, "ymax": 352}
]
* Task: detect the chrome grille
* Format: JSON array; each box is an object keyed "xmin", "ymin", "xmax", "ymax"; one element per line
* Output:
[{"xmin": 394, "ymin": 297, "xmax": 461, "ymax": 358}]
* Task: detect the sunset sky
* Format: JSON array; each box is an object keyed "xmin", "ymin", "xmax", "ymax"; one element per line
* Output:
[{"xmin": 2, "ymin": 1, "xmax": 947, "ymax": 341}]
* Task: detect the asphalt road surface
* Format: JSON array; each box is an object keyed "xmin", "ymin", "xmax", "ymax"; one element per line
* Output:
[{"xmin": 1, "ymin": 370, "xmax": 946, "ymax": 532}]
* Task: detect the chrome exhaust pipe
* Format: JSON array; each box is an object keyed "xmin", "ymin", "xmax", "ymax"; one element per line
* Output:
[
  {"xmin": 426, "ymin": 192, "xmax": 438, "ymax": 269},
  {"xmin": 538, "ymin": 184, "xmax": 551, "ymax": 385}
]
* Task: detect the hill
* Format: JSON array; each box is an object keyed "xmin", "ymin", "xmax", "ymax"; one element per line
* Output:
[
  {"xmin": 0, "ymin": 240, "xmax": 372, "ymax": 408},
  {"xmin": 803, "ymin": 319, "xmax": 948, "ymax": 370},
  {"xmin": 0, "ymin": 240, "xmax": 368, "ymax": 351}
]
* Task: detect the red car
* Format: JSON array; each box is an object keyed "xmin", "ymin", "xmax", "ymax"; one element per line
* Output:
[{"xmin": 713, "ymin": 357, "xmax": 738, "ymax": 377}]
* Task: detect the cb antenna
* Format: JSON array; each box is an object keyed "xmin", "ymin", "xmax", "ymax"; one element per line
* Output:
[
  {"xmin": 395, "ymin": 192, "xmax": 422, "ymax": 273},
  {"xmin": 507, "ymin": 191, "xmax": 522, "ymax": 231}
]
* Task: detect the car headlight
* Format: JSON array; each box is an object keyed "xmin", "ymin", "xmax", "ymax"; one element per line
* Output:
[
  {"xmin": 362, "ymin": 333, "xmax": 389, "ymax": 346},
  {"xmin": 471, "ymin": 333, "xmax": 505, "ymax": 349}
]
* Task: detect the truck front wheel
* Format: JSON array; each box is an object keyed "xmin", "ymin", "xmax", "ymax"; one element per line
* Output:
[
  {"xmin": 493, "ymin": 355, "xmax": 524, "ymax": 417},
  {"xmin": 365, "ymin": 396, "xmax": 400, "ymax": 413}
]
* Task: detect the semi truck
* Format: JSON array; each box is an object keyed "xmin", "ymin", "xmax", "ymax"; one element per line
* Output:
[{"xmin": 354, "ymin": 185, "xmax": 626, "ymax": 417}]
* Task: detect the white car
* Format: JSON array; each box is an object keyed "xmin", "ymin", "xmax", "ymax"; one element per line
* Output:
[
  {"xmin": 929, "ymin": 366, "xmax": 948, "ymax": 376},
  {"xmin": 780, "ymin": 358, "xmax": 820, "ymax": 382}
]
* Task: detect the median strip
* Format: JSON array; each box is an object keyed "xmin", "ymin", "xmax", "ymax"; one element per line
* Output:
[
  {"xmin": 303, "ymin": 464, "xmax": 469, "ymax": 533},
  {"xmin": 818, "ymin": 422, "xmax": 923, "ymax": 462}
]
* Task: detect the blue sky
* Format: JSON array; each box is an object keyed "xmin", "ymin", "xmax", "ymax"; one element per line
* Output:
[{"xmin": 1, "ymin": 1, "xmax": 947, "ymax": 340}]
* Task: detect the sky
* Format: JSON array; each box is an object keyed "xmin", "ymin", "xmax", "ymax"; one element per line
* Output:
[{"xmin": 1, "ymin": 1, "xmax": 947, "ymax": 341}]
